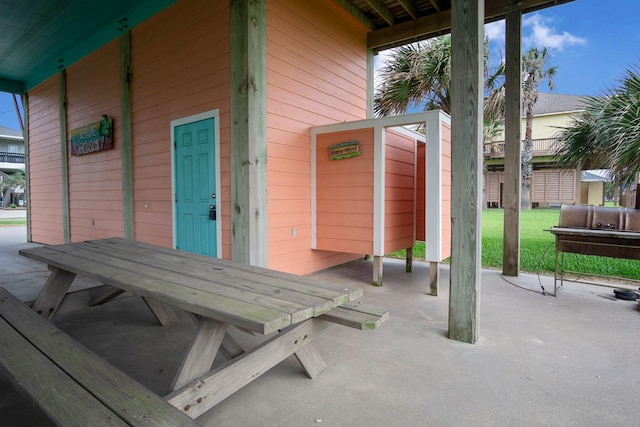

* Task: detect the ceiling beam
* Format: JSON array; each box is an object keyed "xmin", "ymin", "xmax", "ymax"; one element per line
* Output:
[
  {"xmin": 333, "ymin": 0, "xmax": 375, "ymax": 30},
  {"xmin": 364, "ymin": 0, "xmax": 395, "ymax": 26},
  {"xmin": 397, "ymin": 0, "xmax": 418, "ymax": 19},
  {"xmin": 429, "ymin": 0, "xmax": 442, "ymax": 13},
  {"xmin": 368, "ymin": 0, "xmax": 574, "ymax": 51},
  {"xmin": 0, "ymin": 77, "xmax": 25, "ymax": 94}
]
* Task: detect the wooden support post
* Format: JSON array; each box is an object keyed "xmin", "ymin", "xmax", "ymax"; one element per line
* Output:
[
  {"xmin": 372, "ymin": 255, "xmax": 383, "ymax": 286},
  {"xmin": 405, "ymin": 247, "xmax": 413, "ymax": 273},
  {"xmin": 59, "ymin": 70, "xmax": 70, "ymax": 243},
  {"xmin": 22, "ymin": 94, "xmax": 32, "ymax": 242},
  {"xmin": 449, "ymin": 0, "xmax": 483, "ymax": 344},
  {"xmin": 502, "ymin": 10, "xmax": 522, "ymax": 276},
  {"xmin": 120, "ymin": 30, "xmax": 134, "ymax": 240},
  {"xmin": 230, "ymin": 0, "xmax": 268, "ymax": 267},
  {"xmin": 429, "ymin": 261, "xmax": 439, "ymax": 296}
]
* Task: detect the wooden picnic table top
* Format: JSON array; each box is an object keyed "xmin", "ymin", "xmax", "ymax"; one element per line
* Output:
[{"xmin": 19, "ymin": 237, "xmax": 363, "ymax": 334}]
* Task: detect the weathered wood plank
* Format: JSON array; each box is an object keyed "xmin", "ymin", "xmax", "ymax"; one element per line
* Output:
[
  {"xmin": 19, "ymin": 247, "xmax": 291, "ymax": 334},
  {"xmin": 166, "ymin": 318, "xmax": 331, "ymax": 419},
  {"xmin": 230, "ymin": 0, "xmax": 268, "ymax": 267},
  {"xmin": 294, "ymin": 343, "xmax": 327, "ymax": 379},
  {"xmin": 0, "ymin": 317, "xmax": 129, "ymax": 427},
  {"xmin": 120, "ymin": 30, "xmax": 134, "ymax": 239},
  {"xmin": 39, "ymin": 242, "xmax": 316, "ymax": 324},
  {"xmin": 59, "ymin": 70, "xmax": 70, "ymax": 244},
  {"xmin": 31, "ymin": 266, "xmax": 76, "ymax": 319},
  {"xmin": 502, "ymin": 10, "xmax": 522, "ymax": 276},
  {"xmin": 142, "ymin": 296, "xmax": 180, "ymax": 326},
  {"xmin": 90, "ymin": 237, "xmax": 363, "ymax": 302},
  {"xmin": 171, "ymin": 318, "xmax": 228, "ymax": 391},
  {"xmin": 449, "ymin": 0, "xmax": 483, "ymax": 344},
  {"xmin": 319, "ymin": 301, "xmax": 389, "ymax": 330},
  {"xmin": 75, "ymin": 241, "xmax": 329, "ymax": 318},
  {"xmin": 0, "ymin": 288, "xmax": 200, "ymax": 426}
]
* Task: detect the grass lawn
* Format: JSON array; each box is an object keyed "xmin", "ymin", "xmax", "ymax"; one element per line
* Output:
[
  {"xmin": 389, "ymin": 208, "xmax": 640, "ymax": 281},
  {"xmin": 0, "ymin": 218, "xmax": 26, "ymax": 226}
]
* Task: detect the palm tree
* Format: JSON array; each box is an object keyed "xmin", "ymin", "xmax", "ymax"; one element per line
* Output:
[
  {"xmin": 374, "ymin": 35, "xmax": 453, "ymax": 116},
  {"xmin": 521, "ymin": 48, "xmax": 556, "ymax": 209},
  {"xmin": 554, "ymin": 67, "xmax": 640, "ymax": 188},
  {"xmin": 1, "ymin": 170, "xmax": 25, "ymax": 206},
  {"xmin": 485, "ymin": 47, "xmax": 557, "ymax": 209}
]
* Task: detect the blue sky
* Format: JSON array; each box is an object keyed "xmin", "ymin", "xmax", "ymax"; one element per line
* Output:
[{"xmin": 1, "ymin": 0, "xmax": 639, "ymax": 132}]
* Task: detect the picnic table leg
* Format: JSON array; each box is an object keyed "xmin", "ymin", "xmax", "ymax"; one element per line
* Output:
[
  {"xmin": 170, "ymin": 318, "xmax": 228, "ymax": 391},
  {"xmin": 32, "ymin": 267, "xmax": 77, "ymax": 320},
  {"xmin": 220, "ymin": 333, "xmax": 245, "ymax": 360},
  {"xmin": 294, "ymin": 343, "xmax": 326, "ymax": 379},
  {"xmin": 142, "ymin": 297, "xmax": 180, "ymax": 326},
  {"xmin": 166, "ymin": 318, "xmax": 331, "ymax": 419}
]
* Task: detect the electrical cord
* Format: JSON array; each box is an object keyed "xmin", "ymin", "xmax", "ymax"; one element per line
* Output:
[{"xmin": 498, "ymin": 240, "xmax": 582, "ymax": 297}]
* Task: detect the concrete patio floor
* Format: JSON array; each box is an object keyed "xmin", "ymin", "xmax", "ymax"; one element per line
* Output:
[{"xmin": 1, "ymin": 225, "xmax": 638, "ymax": 426}]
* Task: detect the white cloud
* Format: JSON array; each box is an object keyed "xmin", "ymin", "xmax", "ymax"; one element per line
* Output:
[
  {"xmin": 523, "ymin": 14, "xmax": 586, "ymax": 51},
  {"xmin": 485, "ymin": 21, "xmax": 505, "ymax": 44}
]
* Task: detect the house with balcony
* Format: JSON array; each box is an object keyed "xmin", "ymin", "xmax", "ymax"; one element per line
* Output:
[
  {"xmin": 0, "ymin": 125, "xmax": 25, "ymax": 207},
  {"xmin": 484, "ymin": 92, "xmax": 600, "ymax": 208}
]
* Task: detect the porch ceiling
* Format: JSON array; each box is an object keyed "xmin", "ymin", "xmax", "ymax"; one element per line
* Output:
[
  {"xmin": 337, "ymin": 0, "xmax": 575, "ymax": 52},
  {"xmin": 0, "ymin": 0, "xmax": 573, "ymax": 93}
]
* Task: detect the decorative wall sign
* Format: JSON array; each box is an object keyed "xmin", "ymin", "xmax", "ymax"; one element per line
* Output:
[
  {"xmin": 329, "ymin": 140, "xmax": 360, "ymax": 160},
  {"xmin": 70, "ymin": 115, "xmax": 114, "ymax": 156}
]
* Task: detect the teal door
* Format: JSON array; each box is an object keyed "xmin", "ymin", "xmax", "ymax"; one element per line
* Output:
[{"xmin": 174, "ymin": 118, "xmax": 217, "ymax": 256}]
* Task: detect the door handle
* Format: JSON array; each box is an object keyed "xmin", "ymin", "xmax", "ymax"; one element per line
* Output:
[{"xmin": 209, "ymin": 205, "xmax": 216, "ymax": 221}]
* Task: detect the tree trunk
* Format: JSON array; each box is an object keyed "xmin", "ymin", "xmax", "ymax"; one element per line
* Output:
[{"xmin": 521, "ymin": 137, "xmax": 533, "ymax": 210}]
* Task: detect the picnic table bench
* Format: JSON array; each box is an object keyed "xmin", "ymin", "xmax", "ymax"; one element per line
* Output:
[
  {"xmin": 10, "ymin": 237, "xmax": 388, "ymax": 419},
  {"xmin": 0, "ymin": 287, "xmax": 200, "ymax": 426}
]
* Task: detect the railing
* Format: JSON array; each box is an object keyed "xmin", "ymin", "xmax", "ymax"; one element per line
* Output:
[
  {"xmin": 0, "ymin": 152, "xmax": 25, "ymax": 163},
  {"xmin": 484, "ymin": 138, "xmax": 558, "ymax": 157}
]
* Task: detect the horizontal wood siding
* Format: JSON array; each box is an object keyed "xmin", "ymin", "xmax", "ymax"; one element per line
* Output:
[
  {"xmin": 27, "ymin": 77, "xmax": 63, "ymax": 244},
  {"xmin": 315, "ymin": 129, "xmax": 374, "ymax": 256},
  {"xmin": 130, "ymin": 0, "xmax": 230, "ymax": 251},
  {"xmin": 266, "ymin": 0, "xmax": 368, "ymax": 274},
  {"xmin": 441, "ymin": 122, "xmax": 452, "ymax": 259},
  {"xmin": 65, "ymin": 40, "xmax": 123, "ymax": 242},
  {"xmin": 384, "ymin": 129, "xmax": 415, "ymax": 253}
]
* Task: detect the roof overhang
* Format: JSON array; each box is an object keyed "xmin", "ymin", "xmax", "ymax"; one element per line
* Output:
[{"xmin": 0, "ymin": 0, "xmax": 574, "ymax": 93}]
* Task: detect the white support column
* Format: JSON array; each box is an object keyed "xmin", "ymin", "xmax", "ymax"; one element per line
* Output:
[{"xmin": 372, "ymin": 125, "xmax": 385, "ymax": 286}]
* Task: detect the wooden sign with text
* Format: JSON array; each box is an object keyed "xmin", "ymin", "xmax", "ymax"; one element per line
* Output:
[{"xmin": 70, "ymin": 115, "xmax": 113, "ymax": 156}]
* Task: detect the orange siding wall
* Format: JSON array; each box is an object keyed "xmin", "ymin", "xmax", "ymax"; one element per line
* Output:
[
  {"xmin": 384, "ymin": 129, "xmax": 416, "ymax": 253},
  {"xmin": 65, "ymin": 41, "xmax": 123, "ymax": 242},
  {"xmin": 441, "ymin": 122, "xmax": 452, "ymax": 259},
  {"xmin": 266, "ymin": 0, "xmax": 368, "ymax": 273},
  {"xmin": 130, "ymin": 0, "xmax": 230, "ymax": 250},
  {"xmin": 315, "ymin": 129, "xmax": 374, "ymax": 255},
  {"xmin": 28, "ymin": 78, "xmax": 63, "ymax": 244}
]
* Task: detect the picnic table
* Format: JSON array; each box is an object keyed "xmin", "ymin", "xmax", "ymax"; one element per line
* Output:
[{"xmin": 16, "ymin": 237, "xmax": 387, "ymax": 419}]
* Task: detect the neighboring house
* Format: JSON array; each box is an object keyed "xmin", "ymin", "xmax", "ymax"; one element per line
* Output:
[
  {"xmin": 0, "ymin": 125, "xmax": 25, "ymax": 207},
  {"xmin": 484, "ymin": 92, "xmax": 594, "ymax": 208}
]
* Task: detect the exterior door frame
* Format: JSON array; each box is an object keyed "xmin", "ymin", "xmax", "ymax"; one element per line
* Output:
[{"xmin": 170, "ymin": 109, "xmax": 221, "ymax": 256}]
